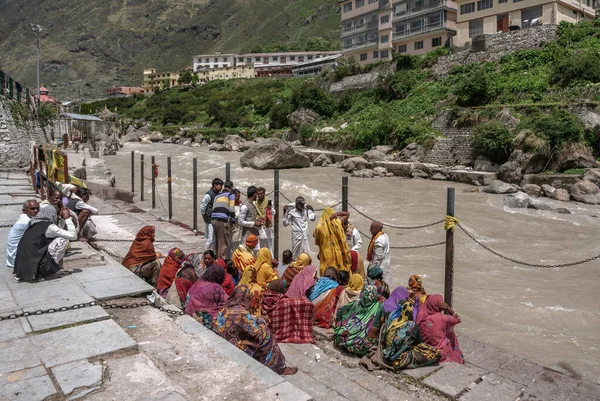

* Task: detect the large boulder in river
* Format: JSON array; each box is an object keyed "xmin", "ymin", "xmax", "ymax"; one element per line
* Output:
[
  {"xmin": 521, "ymin": 184, "xmax": 542, "ymax": 197},
  {"xmin": 224, "ymin": 135, "xmax": 248, "ymax": 152},
  {"xmin": 288, "ymin": 108, "xmax": 319, "ymax": 131},
  {"xmin": 552, "ymin": 188, "xmax": 570, "ymax": 202},
  {"xmin": 148, "ymin": 131, "xmax": 163, "ymax": 142},
  {"xmin": 363, "ymin": 149, "xmax": 388, "ymax": 162},
  {"xmin": 474, "ymin": 156, "xmax": 500, "ymax": 172},
  {"xmin": 240, "ymin": 138, "xmax": 310, "ymax": 170},
  {"xmin": 483, "ymin": 180, "xmax": 518, "ymax": 194},
  {"xmin": 498, "ymin": 150, "xmax": 546, "ymax": 184},
  {"xmin": 583, "ymin": 168, "xmax": 600, "ymax": 186},
  {"xmin": 340, "ymin": 157, "xmax": 371, "ymax": 173},
  {"xmin": 313, "ymin": 154, "xmax": 332, "ymax": 167},
  {"xmin": 396, "ymin": 143, "xmax": 425, "ymax": 162},
  {"xmin": 570, "ymin": 180, "xmax": 600, "ymax": 204},
  {"xmin": 122, "ymin": 126, "xmax": 141, "ymax": 142},
  {"xmin": 503, "ymin": 192, "xmax": 532, "ymax": 208},
  {"xmin": 550, "ymin": 144, "xmax": 597, "ymax": 172}
]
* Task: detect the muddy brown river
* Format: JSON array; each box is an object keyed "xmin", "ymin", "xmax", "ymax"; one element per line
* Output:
[{"xmin": 104, "ymin": 143, "xmax": 600, "ymax": 384}]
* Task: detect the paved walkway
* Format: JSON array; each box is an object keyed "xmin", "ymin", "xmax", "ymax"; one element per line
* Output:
[{"xmin": 1, "ymin": 170, "xmax": 598, "ymax": 401}]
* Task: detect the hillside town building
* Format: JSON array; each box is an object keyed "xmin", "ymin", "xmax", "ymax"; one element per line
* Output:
[
  {"xmin": 143, "ymin": 68, "xmax": 180, "ymax": 93},
  {"xmin": 196, "ymin": 65, "xmax": 255, "ymax": 83},
  {"xmin": 292, "ymin": 54, "xmax": 344, "ymax": 76},
  {"xmin": 106, "ymin": 86, "xmax": 145, "ymax": 97},
  {"xmin": 454, "ymin": 0, "xmax": 597, "ymax": 45},
  {"xmin": 339, "ymin": 0, "xmax": 458, "ymax": 64}
]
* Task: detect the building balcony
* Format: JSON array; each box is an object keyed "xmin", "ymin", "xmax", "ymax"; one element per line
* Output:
[
  {"xmin": 392, "ymin": 21, "xmax": 449, "ymax": 39},
  {"xmin": 343, "ymin": 39, "xmax": 379, "ymax": 50},
  {"xmin": 393, "ymin": 0, "xmax": 452, "ymax": 20},
  {"xmin": 342, "ymin": 22, "xmax": 379, "ymax": 36}
]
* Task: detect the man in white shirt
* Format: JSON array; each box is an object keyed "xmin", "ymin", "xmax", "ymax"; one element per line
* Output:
[
  {"xmin": 282, "ymin": 196, "xmax": 316, "ymax": 260},
  {"xmin": 66, "ymin": 187, "xmax": 98, "ymax": 240},
  {"xmin": 342, "ymin": 216, "xmax": 363, "ymax": 251},
  {"xmin": 367, "ymin": 221, "xmax": 391, "ymax": 284},
  {"xmin": 200, "ymin": 178, "xmax": 223, "ymax": 251},
  {"xmin": 238, "ymin": 186, "xmax": 262, "ymax": 247},
  {"xmin": 6, "ymin": 199, "xmax": 40, "ymax": 269}
]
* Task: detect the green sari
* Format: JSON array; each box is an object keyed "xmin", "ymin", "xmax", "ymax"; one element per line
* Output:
[{"xmin": 333, "ymin": 286, "xmax": 384, "ymax": 356}]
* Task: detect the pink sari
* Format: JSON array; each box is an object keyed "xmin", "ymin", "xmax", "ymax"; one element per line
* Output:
[{"xmin": 417, "ymin": 294, "xmax": 464, "ymax": 364}]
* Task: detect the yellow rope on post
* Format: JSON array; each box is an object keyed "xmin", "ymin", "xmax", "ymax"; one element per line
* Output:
[{"xmin": 444, "ymin": 216, "xmax": 459, "ymax": 232}]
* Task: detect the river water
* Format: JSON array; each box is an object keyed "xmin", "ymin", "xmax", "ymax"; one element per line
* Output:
[{"xmin": 104, "ymin": 142, "xmax": 600, "ymax": 383}]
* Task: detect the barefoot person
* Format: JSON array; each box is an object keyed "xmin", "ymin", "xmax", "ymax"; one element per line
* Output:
[
  {"xmin": 212, "ymin": 285, "xmax": 298, "ymax": 376},
  {"xmin": 6, "ymin": 200, "xmax": 39, "ymax": 269},
  {"xmin": 282, "ymin": 197, "xmax": 316, "ymax": 259},
  {"xmin": 66, "ymin": 187, "xmax": 98, "ymax": 241}
]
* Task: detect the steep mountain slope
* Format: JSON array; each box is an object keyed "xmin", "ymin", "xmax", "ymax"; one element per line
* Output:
[{"xmin": 0, "ymin": 0, "xmax": 340, "ymax": 100}]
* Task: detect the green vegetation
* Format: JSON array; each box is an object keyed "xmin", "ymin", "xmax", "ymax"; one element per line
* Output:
[{"xmin": 81, "ymin": 21, "xmax": 600, "ymax": 159}]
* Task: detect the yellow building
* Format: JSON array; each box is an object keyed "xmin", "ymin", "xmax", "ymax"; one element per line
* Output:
[
  {"xmin": 143, "ymin": 68, "xmax": 180, "ymax": 93},
  {"xmin": 195, "ymin": 65, "xmax": 255, "ymax": 83},
  {"xmin": 454, "ymin": 0, "xmax": 597, "ymax": 46}
]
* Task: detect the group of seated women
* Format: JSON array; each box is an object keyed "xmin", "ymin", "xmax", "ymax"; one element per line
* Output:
[{"xmin": 124, "ymin": 227, "xmax": 463, "ymax": 376}]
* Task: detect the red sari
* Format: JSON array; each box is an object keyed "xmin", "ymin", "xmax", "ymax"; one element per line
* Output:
[
  {"xmin": 314, "ymin": 286, "xmax": 345, "ymax": 328},
  {"xmin": 417, "ymin": 294, "xmax": 464, "ymax": 364},
  {"xmin": 261, "ymin": 290, "xmax": 315, "ymax": 344}
]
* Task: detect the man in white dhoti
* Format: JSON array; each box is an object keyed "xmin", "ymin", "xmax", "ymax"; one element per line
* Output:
[{"xmin": 282, "ymin": 196, "xmax": 316, "ymax": 260}]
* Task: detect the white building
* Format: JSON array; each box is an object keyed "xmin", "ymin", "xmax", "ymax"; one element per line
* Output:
[
  {"xmin": 193, "ymin": 51, "xmax": 342, "ymax": 73},
  {"xmin": 292, "ymin": 54, "xmax": 344, "ymax": 77}
]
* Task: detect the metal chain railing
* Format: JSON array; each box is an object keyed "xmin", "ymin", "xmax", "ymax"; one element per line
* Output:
[
  {"xmin": 457, "ymin": 223, "xmax": 600, "ymax": 268},
  {"xmin": 356, "ymin": 228, "xmax": 445, "ymax": 250},
  {"xmin": 0, "ymin": 184, "xmax": 35, "ymax": 187},
  {"xmin": 0, "ymin": 224, "xmax": 13, "ymax": 228},
  {"xmin": 0, "ymin": 193, "xmax": 38, "ymax": 197},
  {"xmin": 348, "ymin": 203, "xmax": 444, "ymax": 230},
  {"xmin": 93, "ymin": 238, "xmax": 183, "ymax": 244},
  {"xmin": 0, "ymin": 202, "xmax": 27, "ymax": 206}
]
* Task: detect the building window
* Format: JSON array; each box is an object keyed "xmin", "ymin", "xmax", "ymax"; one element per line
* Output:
[
  {"xmin": 381, "ymin": 15, "xmax": 389, "ymax": 24},
  {"xmin": 290, "ymin": 55, "xmax": 296, "ymax": 60},
  {"xmin": 521, "ymin": 6, "xmax": 542, "ymax": 27},
  {"xmin": 373, "ymin": 50, "xmax": 379, "ymax": 58},
  {"xmin": 432, "ymin": 37, "xmax": 442, "ymax": 47},
  {"xmin": 460, "ymin": 2, "xmax": 475, "ymax": 13},
  {"xmin": 213, "ymin": 58, "xmax": 218, "ymax": 62},
  {"xmin": 398, "ymin": 44, "xmax": 407, "ymax": 53},
  {"xmin": 381, "ymin": 50, "xmax": 389, "ymax": 58},
  {"xmin": 222, "ymin": 57, "xmax": 228, "ymax": 62},
  {"xmin": 273, "ymin": 56, "xmax": 278, "ymax": 61},
  {"xmin": 343, "ymin": 2, "xmax": 353, "ymax": 12},
  {"xmin": 469, "ymin": 18, "xmax": 484, "ymax": 38},
  {"xmin": 255, "ymin": 57, "xmax": 261, "ymax": 62},
  {"xmin": 369, "ymin": 0, "xmax": 377, "ymax": 3},
  {"xmin": 299, "ymin": 56, "xmax": 304, "ymax": 62},
  {"xmin": 360, "ymin": 53, "xmax": 368, "ymax": 61},
  {"xmin": 308, "ymin": 56, "xmax": 313, "ymax": 60},
  {"xmin": 380, "ymin": 35, "xmax": 389, "ymax": 43},
  {"xmin": 498, "ymin": 0, "xmax": 507, "ymax": 3},
  {"xmin": 246, "ymin": 58, "xmax": 252, "ymax": 63},
  {"xmin": 513, "ymin": 0, "xmax": 523, "ymax": 2},
  {"xmin": 356, "ymin": 0, "xmax": 365, "ymax": 7},
  {"xmin": 429, "ymin": 13, "xmax": 441, "ymax": 24},
  {"xmin": 477, "ymin": 0, "xmax": 493, "ymax": 10},
  {"xmin": 414, "ymin": 41, "xmax": 424, "ymax": 50}
]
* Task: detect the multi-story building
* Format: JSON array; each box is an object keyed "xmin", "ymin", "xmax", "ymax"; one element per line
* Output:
[
  {"xmin": 454, "ymin": 0, "xmax": 597, "ymax": 46},
  {"xmin": 193, "ymin": 51, "xmax": 341, "ymax": 76},
  {"xmin": 339, "ymin": 0, "xmax": 458, "ymax": 64},
  {"xmin": 142, "ymin": 68, "xmax": 180, "ymax": 93},
  {"xmin": 196, "ymin": 65, "xmax": 255, "ymax": 83},
  {"xmin": 106, "ymin": 86, "xmax": 145, "ymax": 97},
  {"xmin": 292, "ymin": 54, "xmax": 344, "ymax": 76}
]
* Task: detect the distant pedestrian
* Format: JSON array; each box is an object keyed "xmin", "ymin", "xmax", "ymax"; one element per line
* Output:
[
  {"xmin": 254, "ymin": 187, "xmax": 275, "ymax": 255},
  {"xmin": 366, "ymin": 221, "xmax": 391, "ymax": 284},
  {"xmin": 282, "ymin": 197, "xmax": 316, "ymax": 260},
  {"xmin": 211, "ymin": 181, "xmax": 236, "ymax": 259},
  {"xmin": 238, "ymin": 185, "xmax": 262, "ymax": 244},
  {"xmin": 200, "ymin": 178, "xmax": 223, "ymax": 251}
]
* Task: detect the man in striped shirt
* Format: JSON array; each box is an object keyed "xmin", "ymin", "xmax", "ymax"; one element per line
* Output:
[{"xmin": 211, "ymin": 181, "xmax": 236, "ymax": 259}]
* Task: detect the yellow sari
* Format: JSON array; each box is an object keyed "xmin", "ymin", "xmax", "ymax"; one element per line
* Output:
[
  {"xmin": 313, "ymin": 208, "xmax": 351, "ymax": 275},
  {"xmin": 232, "ymin": 245, "xmax": 255, "ymax": 275},
  {"xmin": 238, "ymin": 248, "xmax": 278, "ymax": 316}
]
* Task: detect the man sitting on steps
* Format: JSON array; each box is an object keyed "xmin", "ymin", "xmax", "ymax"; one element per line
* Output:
[{"xmin": 66, "ymin": 187, "xmax": 98, "ymax": 241}]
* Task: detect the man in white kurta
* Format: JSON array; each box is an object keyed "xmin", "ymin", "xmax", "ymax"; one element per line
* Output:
[
  {"xmin": 367, "ymin": 221, "xmax": 391, "ymax": 284},
  {"xmin": 282, "ymin": 197, "xmax": 316, "ymax": 260},
  {"xmin": 6, "ymin": 200, "xmax": 39, "ymax": 268}
]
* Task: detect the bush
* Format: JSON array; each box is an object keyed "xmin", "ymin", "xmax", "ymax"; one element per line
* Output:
[
  {"xmin": 269, "ymin": 102, "xmax": 293, "ymax": 129},
  {"xmin": 327, "ymin": 57, "xmax": 362, "ymax": 82},
  {"xmin": 454, "ymin": 67, "xmax": 491, "ymax": 106},
  {"xmin": 418, "ymin": 47, "xmax": 450, "ymax": 68},
  {"xmin": 393, "ymin": 54, "xmax": 416, "ymax": 71},
  {"xmin": 520, "ymin": 110, "xmax": 585, "ymax": 148},
  {"xmin": 291, "ymin": 79, "xmax": 336, "ymax": 117},
  {"xmin": 377, "ymin": 71, "xmax": 416, "ymax": 100},
  {"xmin": 394, "ymin": 123, "xmax": 438, "ymax": 149},
  {"xmin": 298, "ymin": 124, "xmax": 315, "ymax": 141},
  {"xmin": 471, "ymin": 121, "xmax": 513, "ymax": 163},
  {"xmin": 550, "ymin": 50, "xmax": 600, "ymax": 87}
]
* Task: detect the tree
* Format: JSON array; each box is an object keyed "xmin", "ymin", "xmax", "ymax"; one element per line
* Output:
[
  {"xmin": 178, "ymin": 71, "xmax": 193, "ymax": 85},
  {"xmin": 191, "ymin": 73, "xmax": 199, "ymax": 85}
]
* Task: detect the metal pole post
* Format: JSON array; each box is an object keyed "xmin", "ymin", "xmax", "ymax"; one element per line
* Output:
[
  {"xmin": 63, "ymin": 153, "xmax": 69, "ymax": 184},
  {"xmin": 37, "ymin": 148, "xmax": 45, "ymax": 200},
  {"xmin": 342, "ymin": 176, "xmax": 348, "ymax": 212},
  {"xmin": 140, "ymin": 153, "xmax": 144, "ymax": 202},
  {"xmin": 36, "ymin": 32, "xmax": 40, "ymax": 107},
  {"xmin": 226, "ymin": 162, "xmax": 231, "ymax": 182},
  {"xmin": 193, "ymin": 158, "xmax": 198, "ymax": 231},
  {"xmin": 444, "ymin": 187, "xmax": 455, "ymax": 307},
  {"xmin": 167, "ymin": 157, "xmax": 172, "ymax": 220},
  {"xmin": 130, "ymin": 150, "xmax": 134, "ymax": 193},
  {"xmin": 274, "ymin": 169, "xmax": 280, "ymax": 260},
  {"xmin": 151, "ymin": 155, "xmax": 156, "ymax": 209}
]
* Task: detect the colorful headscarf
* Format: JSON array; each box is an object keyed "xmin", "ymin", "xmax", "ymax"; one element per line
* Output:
[
  {"xmin": 282, "ymin": 253, "xmax": 311, "ymax": 283},
  {"xmin": 285, "ymin": 265, "xmax": 317, "ymax": 298},
  {"xmin": 384, "ymin": 286, "xmax": 409, "ymax": 314},
  {"xmin": 408, "ymin": 274, "xmax": 425, "ymax": 294},
  {"xmin": 367, "ymin": 267, "xmax": 384, "ymax": 280},
  {"xmin": 367, "ymin": 223, "xmax": 384, "ymax": 262},
  {"xmin": 122, "ymin": 226, "xmax": 156, "ymax": 268},
  {"xmin": 416, "ymin": 294, "xmax": 443, "ymax": 325},
  {"xmin": 267, "ymin": 279, "xmax": 287, "ymax": 293},
  {"xmin": 348, "ymin": 273, "xmax": 364, "ymax": 292},
  {"xmin": 181, "ymin": 253, "xmax": 205, "ymax": 278},
  {"xmin": 360, "ymin": 285, "xmax": 379, "ymax": 307},
  {"xmin": 203, "ymin": 264, "xmax": 226, "ymax": 285},
  {"xmin": 309, "ymin": 277, "xmax": 338, "ymax": 302},
  {"xmin": 168, "ymin": 248, "xmax": 186, "ymax": 264},
  {"xmin": 245, "ymin": 234, "xmax": 259, "ymax": 248},
  {"xmin": 224, "ymin": 284, "xmax": 250, "ymax": 309}
]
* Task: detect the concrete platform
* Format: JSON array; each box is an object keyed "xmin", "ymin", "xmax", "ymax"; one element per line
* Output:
[{"xmin": 423, "ymin": 362, "xmax": 487, "ymax": 398}]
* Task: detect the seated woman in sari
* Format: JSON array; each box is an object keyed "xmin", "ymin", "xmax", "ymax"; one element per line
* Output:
[
  {"xmin": 349, "ymin": 250, "xmax": 365, "ymax": 279},
  {"xmin": 336, "ymin": 273, "xmax": 364, "ymax": 310},
  {"xmin": 166, "ymin": 253, "xmax": 200, "ymax": 309},
  {"xmin": 185, "ymin": 265, "xmax": 229, "ymax": 328},
  {"xmin": 282, "ymin": 253, "xmax": 311, "ymax": 284},
  {"xmin": 384, "ymin": 286, "xmax": 412, "ymax": 315},
  {"xmin": 285, "ymin": 265, "xmax": 317, "ymax": 298},
  {"xmin": 333, "ymin": 286, "xmax": 384, "ymax": 356},
  {"xmin": 366, "ymin": 266, "xmax": 390, "ymax": 300},
  {"xmin": 156, "ymin": 248, "xmax": 185, "ymax": 298},
  {"xmin": 360, "ymin": 289, "xmax": 441, "ymax": 371},
  {"xmin": 408, "ymin": 274, "xmax": 427, "ymax": 321},
  {"xmin": 261, "ymin": 279, "xmax": 315, "ymax": 344},
  {"xmin": 238, "ymin": 248, "xmax": 278, "ymax": 316},
  {"xmin": 213, "ymin": 285, "xmax": 298, "ymax": 375},
  {"xmin": 232, "ymin": 234, "xmax": 258, "ymax": 275},
  {"xmin": 308, "ymin": 267, "xmax": 343, "ymax": 328},
  {"xmin": 122, "ymin": 226, "xmax": 162, "ymax": 286},
  {"xmin": 417, "ymin": 294, "xmax": 464, "ymax": 364},
  {"xmin": 313, "ymin": 208, "xmax": 352, "ymax": 276}
]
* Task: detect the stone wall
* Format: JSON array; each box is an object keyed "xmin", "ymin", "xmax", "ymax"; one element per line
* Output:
[
  {"xmin": 433, "ymin": 25, "xmax": 558, "ymax": 76},
  {"xmin": 329, "ymin": 71, "xmax": 382, "ymax": 93},
  {"xmin": 423, "ymin": 111, "xmax": 474, "ymax": 166},
  {"xmin": 0, "ymin": 97, "xmax": 49, "ymax": 169}
]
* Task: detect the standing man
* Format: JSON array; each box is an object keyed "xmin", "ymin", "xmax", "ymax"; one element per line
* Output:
[
  {"xmin": 6, "ymin": 199, "xmax": 40, "ymax": 269},
  {"xmin": 254, "ymin": 187, "xmax": 275, "ymax": 254},
  {"xmin": 282, "ymin": 196, "xmax": 316, "ymax": 260},
  {"xmin": 238, "ymin": 186, "xmax": 262, "ymax": 245},
  {"xmin": 366, "ymin": 221, "xmax": 391, "ymax": 284},
  {"xmin": 200, "ymin": 178, "xmax": 223, "ymax": 251},
  {"xmin": 342, "ymin": 216, "xmax": 363, "ymax": 251},
  {"xmin": 211, "ymin": 181, "xmax": 236, "ymax": 259}
]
